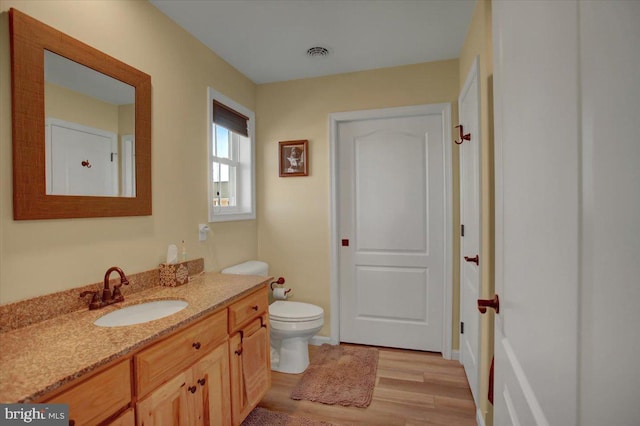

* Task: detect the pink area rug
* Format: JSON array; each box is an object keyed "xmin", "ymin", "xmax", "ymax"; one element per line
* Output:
[
  {"xmin": 290, "ymin": 344, "xmax": 379, "ymax": 408},
  {"xmin": 241, "ymin": 407, "xmax": 336, "ymax": 426}
]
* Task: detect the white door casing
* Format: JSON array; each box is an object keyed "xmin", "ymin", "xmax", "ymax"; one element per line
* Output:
[
  {"xmin": 330, "ymin": 104, "xmax": 452, "ymax": 355},
  {"xmin": 458, "ymin": 56, "xmax": 482, "ymax": 408},
  {"xmin": 121, "ymin": 134, "xmax": 136, "ymax": 197}
]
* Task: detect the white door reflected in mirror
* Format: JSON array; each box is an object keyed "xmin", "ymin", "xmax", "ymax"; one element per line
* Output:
[{"xmin": 44, "ymin": 50, "xmax": 136, "ymax": 197}]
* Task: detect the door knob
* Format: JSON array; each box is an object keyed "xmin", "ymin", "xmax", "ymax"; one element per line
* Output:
[
  {"xmin": 464, "ymin": 254, "xmax": 479, "ymax": 265},
  {"xmin": 478, "ymin": 294, "xmax": 500, "ymax": 314}
]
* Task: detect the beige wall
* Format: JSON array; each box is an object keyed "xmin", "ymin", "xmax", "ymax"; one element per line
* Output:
[
  {"xmin": 458, "ymin": 0, "xmax": 494, "ymax": 423},
  {"xmin": 45, "ymin": 82, "xmax": 120, "ymax": 134},
  {"xmin": 2, "ymin": 4, "xmax": 489, "ymax": 401},
  {"xmin": 118, "ymin": 103, "xmax": 135, "ymax": 137},
  {"xmin": 255, "ymin": 60, "xmax": 459, "ymax": 338},
  {"xmin": 0, "ymin": 0, "xmax": 257, "ymax": 304}
]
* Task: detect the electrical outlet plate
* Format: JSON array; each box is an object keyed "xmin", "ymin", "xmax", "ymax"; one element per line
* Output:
[{"xmin": 198, "ymin": 224, "xmax": 210, "ymax": 241}]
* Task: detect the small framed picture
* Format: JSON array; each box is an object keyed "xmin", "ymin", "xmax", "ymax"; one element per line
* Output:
[{"xmin": 279, "ymin": 140, "xmax": 308, "ymax": 177}]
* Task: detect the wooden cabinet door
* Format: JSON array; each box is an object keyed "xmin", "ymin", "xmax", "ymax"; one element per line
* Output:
[
  {"xmin": 136, "ymin": 369, "xmax": 192, "ymax": 426},
  {"xmin": 191, "ymin": 343, "xmax": 232, "ymax": 426},
  {"xmin": 229, "ymin": 315, "xmax": 270, "ymax": 426},
  {"xmin": 241, "ymin": 322, "xmax": 268, "ymax": 409},
  {"xmin": 137, "ymin": 344, "xmax": 232, "ymax": 426},
  {"xmin": 228, "ymin": 331, "xmax": 245, "ymax": 426}
]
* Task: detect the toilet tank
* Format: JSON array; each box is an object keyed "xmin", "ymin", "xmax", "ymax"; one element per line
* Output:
[{"xmin": 221, "ymin": 260, "xmax": 269, "ymax": 276}]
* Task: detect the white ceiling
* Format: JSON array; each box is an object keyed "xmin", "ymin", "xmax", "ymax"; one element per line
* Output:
[
  {"xmin": 45, "ymin": 51, "xmax": 135, "ymax": 105},
  {"xmin": 149, "ymin": 0, "xmax": 476, "ymax": 84}
]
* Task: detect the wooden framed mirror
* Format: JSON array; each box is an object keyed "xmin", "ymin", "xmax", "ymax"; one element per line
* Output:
[{"xmin": 9, "ymin": 8, "xmax": 151, "ymax": 220}]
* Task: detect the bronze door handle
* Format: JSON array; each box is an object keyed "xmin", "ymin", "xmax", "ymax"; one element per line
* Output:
[
  {"xmin": 464, "ymin": 255, "xmax": 479, "ymax": 265},
  {"xmin": 478, "ymin": 294, "xmax": 500, "ymax": 314}
]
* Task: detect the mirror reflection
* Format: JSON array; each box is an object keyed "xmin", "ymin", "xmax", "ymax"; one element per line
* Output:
[{"xmin": 44, "ymin": 50, "xmax": 136, "ymax": 197}]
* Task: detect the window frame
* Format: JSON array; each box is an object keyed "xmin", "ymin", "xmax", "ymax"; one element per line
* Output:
[{"xmin": 207, "ymin": 88, "xmax": 255, "ymax": 222}]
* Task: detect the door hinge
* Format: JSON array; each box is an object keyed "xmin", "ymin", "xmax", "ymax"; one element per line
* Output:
[
  {"xmin": 461, "ymin": 224, "xmax": 465, "ymax": 237},
  {"xmin": 460, "ymin": 321, "xmax": 464, "ymax": 334}
]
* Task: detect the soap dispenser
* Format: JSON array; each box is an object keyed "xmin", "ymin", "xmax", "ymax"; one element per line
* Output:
[{"xmin": 181, "ymin": 240, "xmax": 187, "ymax": 262}]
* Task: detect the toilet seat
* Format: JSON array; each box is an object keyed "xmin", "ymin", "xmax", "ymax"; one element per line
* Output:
[{"xmin": 269, "ymin": 301, "xmax": 323, "ymax": 322}]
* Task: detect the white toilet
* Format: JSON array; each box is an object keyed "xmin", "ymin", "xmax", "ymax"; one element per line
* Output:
[{"xmin": 221, "ymin": 261, "xmax": 324, "ymax": 374}]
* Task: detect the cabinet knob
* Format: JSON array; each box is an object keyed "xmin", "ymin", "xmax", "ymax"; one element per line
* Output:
[
  {"xmin": 198, "ymin": 378, "xmax": 206, "ymax": 386},
  {"xmin": 188, "ymin": 385, "xmax": 197, "ymax": 394},
  {"xmin": 251, "ymin": 305, "xmax": 259, "ymax": 311},
  {"xmin": 234, "ymin": 348, "xmax": 243, "ymax": 356},
  {"xmin": 192, "ymin": 342, "xmax": 201, "ymax": 350}
]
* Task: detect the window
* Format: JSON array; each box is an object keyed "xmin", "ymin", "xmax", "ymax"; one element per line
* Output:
[{"xmin": 208, "ymin": 88, "xmax": 255, "ymax": 222}]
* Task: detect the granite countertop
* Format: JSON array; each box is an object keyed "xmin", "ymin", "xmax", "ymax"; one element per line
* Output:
[{"xmin": 0, "ymin": 272, "xmax": 270, "ymax": 403}]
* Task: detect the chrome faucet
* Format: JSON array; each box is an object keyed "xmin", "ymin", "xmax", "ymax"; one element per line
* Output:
[{"xmin": 80, "ymin": 266, "xmax": 130, "ymax": 310}]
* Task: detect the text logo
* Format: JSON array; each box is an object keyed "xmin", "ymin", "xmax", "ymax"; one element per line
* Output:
[{"xmin": 1, "ymin": 404, "xmax": 68, "ymax": 425}]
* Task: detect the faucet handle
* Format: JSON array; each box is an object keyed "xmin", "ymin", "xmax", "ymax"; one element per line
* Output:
[
  {"xmin": 112, "ymin": 284, "xmax": 124, "ymax": 302},
  {"xmin": 79, "ymin": 290, "xmax": 102, "ymax": 310}
]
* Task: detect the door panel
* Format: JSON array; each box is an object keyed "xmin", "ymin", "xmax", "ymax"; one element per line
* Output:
[
  {"xmin": 354, "ymin": 130, "xmax": 427, "ymax": 252},
  {"xmin": 356, "ymin": 266, "xmax": 428, "ymax": 321},
  {"xmin": 338, "ymin": 108, "xmax": 448, "ymax": 351}
]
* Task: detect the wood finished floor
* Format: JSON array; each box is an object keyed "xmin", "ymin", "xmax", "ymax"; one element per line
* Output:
[{"xmin": 258, "ymin": 343, "xmax": 476, "ymax": 426}]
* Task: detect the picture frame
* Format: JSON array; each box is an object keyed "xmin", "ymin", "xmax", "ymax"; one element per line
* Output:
[{"xmin": 279, "ymin": 140, "xmax": 309, "ymax": 177}]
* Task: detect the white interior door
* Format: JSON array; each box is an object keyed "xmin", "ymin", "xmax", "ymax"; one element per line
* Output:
[
  {"xmin": 458, "ymin": 57, "xmax": 481, "ymax": 407},
  {"xmin": 492, "ymin": 1, "xmax": 579, "ymax": 424},
  {"xmin": 337, "ymin": 104, "xmax": 450, "ymax": 352},
  {"xmin": 46, "ymin": 118, "xmax": 118, "ymax": 196},
  {"xmin": 579, "ymin": 1, "xmax": 640, "ymax": 424}
]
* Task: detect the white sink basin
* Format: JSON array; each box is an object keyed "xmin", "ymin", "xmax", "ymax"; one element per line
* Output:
[{"xmin": 94, "ymin": 300, "xmax": 188, "ymax": 327}]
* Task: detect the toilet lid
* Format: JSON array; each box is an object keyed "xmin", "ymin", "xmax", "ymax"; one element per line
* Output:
[{"xmin": 269, "ymin": 301, "xmax": 324, "ymax": 322}]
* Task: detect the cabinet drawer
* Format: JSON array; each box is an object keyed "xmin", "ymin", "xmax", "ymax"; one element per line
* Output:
[
  {"xmin": 46, "ymin": 359, "xmax": 131, "ymax": 426},
  {"xmin": 136, "ymin": 309, "xmax": 227, "ymax": 397},
  {"xmin": 110, "ymin": 408, "xmax": 134, "ymax": 426},
  {"xmin": 228, "ymin": 286, "xmax": 268, "ymax": 333}
]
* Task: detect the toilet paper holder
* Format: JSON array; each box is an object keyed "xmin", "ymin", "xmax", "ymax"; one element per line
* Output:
[{"xmin": 270, "ymin": 277, "xmax": 291, "ymax": 295}]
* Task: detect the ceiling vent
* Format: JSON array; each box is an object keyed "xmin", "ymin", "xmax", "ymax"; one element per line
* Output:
[{"xmin": 306, "ymin": 46, "xmax": 330, "ymax": 57}]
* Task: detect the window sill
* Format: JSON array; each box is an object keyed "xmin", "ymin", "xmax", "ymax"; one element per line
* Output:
[{"xmin": 209, "ymin": 212, "xmax": 256, "ymax": 223}]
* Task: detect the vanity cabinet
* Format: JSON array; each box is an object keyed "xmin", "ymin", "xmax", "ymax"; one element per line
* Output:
[
  {"xmin": 135, "ymin": 285, "xmax": 270, "ymax": 426},
  {"xmin": 44, "ymin": 359, "xmax": 132, "ymax": 425},
  {"xmin": 135, "ymin": 309, "xmax": 230, "ymax": 425},
  {"xmin": 228, "ymin": 287, "xmax": 271, "ymax": 426},
  {"xmin": 31, "ymin": 284, "xmax": 270, "ymax": 426},
  {"xmin": 136, "ymin": 344, "xmax": 231, "ymax": 425}
]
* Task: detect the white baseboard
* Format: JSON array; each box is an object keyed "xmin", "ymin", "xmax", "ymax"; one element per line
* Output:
[
  {"xmin": 309, "ymin": 336, "xmax": 332, "ymax": 346},
  {"xmin": 476, "ymin": 408, "xmax": 486, "ymax": 426},
  {"xmin": 450, "ymin": 349, "xmax": 460, "ymax": 361}
]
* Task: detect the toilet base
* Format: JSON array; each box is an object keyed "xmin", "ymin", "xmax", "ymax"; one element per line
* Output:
[{"xmin": 270, "ymin": 336, "xmax": 311, "ymax": 374}]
